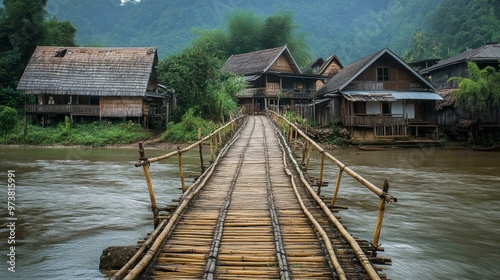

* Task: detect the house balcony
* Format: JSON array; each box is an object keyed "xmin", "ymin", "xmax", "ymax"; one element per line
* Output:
[
  {"xmin": 236, "ymin": 87, "xmax": 316, "ymax": 99},
  {"xmin": 26, "ymin": 104, "xmax": 100, "ymax": 116},
  {"xmin": 344, "ymin": 115, "xmax": 437, "ymax": 126},
  {"xmin": 344, "ymin": 115, "xmax": 406, "ymax": 126}
]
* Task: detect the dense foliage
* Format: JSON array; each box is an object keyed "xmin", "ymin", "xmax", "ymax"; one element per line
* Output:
[
  {"xmin": 404, "ymin": 0, "xmax": 500, "ymax": 62},
  {"xmin": 161, "ymin": 109, "xmax": 216, "ymax": 143},
  {"xmin": 46, "ymin": 0, "xmax": 441, "ymax": 64},
  {"xmin": 0, "ymin": 0, "xmax": 77, "ymax": 109},
  {"xmin": 449, "ymin": 62, "xmax": 500, "ymax": 117},
  {"xmin": 0, "ymin": 120, "xmax": 151, "ymax": 147},
  {"xmin": 156, "ymin": 39, "xmax": 244, "ymax": 123},
  {"xmin": 203, "ymin": 9, "xmax": 310, "ymax": 66}
]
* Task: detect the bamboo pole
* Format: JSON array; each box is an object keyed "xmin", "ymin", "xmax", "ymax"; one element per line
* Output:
[
  {"xmin": 317, "ymin": 151, "xmax": 325, "ymax": 195},
  {"xmin": 372, "ymin": 180, "xmax": 389, "ymax": 249},
  {"xmin": 198, "ymin": 128, "xmax": 204, "ymax": 173},
  {"xmin": 210, "ymin": 135, "xmax": 214, "ymax": 162},
  {"xmin": 304, "ymin": 144, "xmax": 313, "ymax": 171},
  {"xmin": 177, "ymin": 146, "xmax": 186, "ymax": 193},
  {"xmin": 331, "ymin": 168, "xmax": 344, "ymax": 207},
  {"xmin": 138, "ymin": 143, "xmax": 159, "ymax": 228}
]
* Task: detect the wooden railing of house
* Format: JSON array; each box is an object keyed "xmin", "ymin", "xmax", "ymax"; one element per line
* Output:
[
  {"xmin": 344, "ymin": 115, "xmax": 406, "ymax": 126},
  {"xmin": 26, "ymin": 104, "xmax": 100, "ymax": 115},
  {"xmin": 344, "ymin": 81, "xmax": 425, "ymax": 91},
  {"xmin": 236, "ymin": 87, "xmax": 316, "ymax": 99}
]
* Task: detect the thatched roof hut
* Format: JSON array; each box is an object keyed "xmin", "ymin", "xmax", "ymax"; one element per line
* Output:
[{"xmin": 17, "ymin": 46, "xmax": 160, "ymax": 96}]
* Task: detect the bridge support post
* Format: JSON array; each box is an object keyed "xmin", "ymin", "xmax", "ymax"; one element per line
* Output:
[
  {"xmin": 138, "ymin": 143, "xmax": 159, "ymax": 228},
  {"xmin": 198, "ymin": 128, "xmax": 205, "ymax": 173},
  {"xmin": 317, "ymin": 152, "xmax": 325, "ymax": 195},
  {"xmin": 331, "ymin": 168, "xmax": 344, "ymax": 207},
  {"xmin": 372, "ymin": 180, "xmax": 389, "ymax": 249},
  {"xmin": 177, "ymin": 146, "xmax": 186, "ymax": 192}
]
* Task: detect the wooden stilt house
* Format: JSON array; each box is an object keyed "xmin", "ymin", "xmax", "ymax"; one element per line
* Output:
[
  {"xmin": 221, "ymin": 46, "xmax": 322, "ymax": 117},
  {"xmin": 17, "ymin": 46, "xmax": 169, "ymax": 128},
  {"xmin": 317, "ymin": 48, "xmax": 442, "ymax": 143}
]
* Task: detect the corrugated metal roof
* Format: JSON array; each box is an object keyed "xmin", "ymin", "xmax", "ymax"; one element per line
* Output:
[
  {"xmin": 342, "ymin": 91, "xmax": 395, "ymax": 102},
  {"xmin": 341, "ymin": 91, "xmax": 442, "ymax": 101},
  {"xmin": 391, "ymin": 91, "xmax": 443, "ymax": 100}
]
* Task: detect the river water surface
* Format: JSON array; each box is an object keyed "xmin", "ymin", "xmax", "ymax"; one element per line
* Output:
[{"xmin": 0, "ymin": 146, "xmax": 499, "ymax": 279}]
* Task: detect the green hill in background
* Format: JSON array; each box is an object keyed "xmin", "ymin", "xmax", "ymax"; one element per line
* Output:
[{"xmin": 45, "ymin": 0, "xmax": 441, "ymax": 63}]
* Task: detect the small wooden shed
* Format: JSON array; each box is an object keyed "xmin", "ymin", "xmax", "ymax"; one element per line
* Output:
[{"xmin": 17, "ymin": 46, "xmax": 169, "ymax": 128}]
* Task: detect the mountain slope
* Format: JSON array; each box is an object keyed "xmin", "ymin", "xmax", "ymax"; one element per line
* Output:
[{"xmin": 47, "ymin": 0, "xmax": 442, "ymax": 64}]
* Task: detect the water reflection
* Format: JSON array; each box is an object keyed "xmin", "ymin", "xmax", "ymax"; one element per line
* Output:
[{"xmin": 0, "ymin": 147, "xmax": 499, "ymax": 279}]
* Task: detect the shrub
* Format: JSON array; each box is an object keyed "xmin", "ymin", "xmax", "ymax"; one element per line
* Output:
[
  {"xmin": 161, "ymin": 109, "xmax": 215, "ymax": 142},
  {"xmin": 0, "ymin": 106, "xmax": 18, "ymax": 135}
]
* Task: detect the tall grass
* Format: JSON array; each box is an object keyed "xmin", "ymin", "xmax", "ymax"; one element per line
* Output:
[{"xmin": 0, "ymin": 120, "xmax": 152, "ymax": 147}]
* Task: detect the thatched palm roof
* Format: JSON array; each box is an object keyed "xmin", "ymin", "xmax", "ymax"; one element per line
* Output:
[{"xmin": 17, "ymin": 46, "xmax": 158, "ymax": 97}]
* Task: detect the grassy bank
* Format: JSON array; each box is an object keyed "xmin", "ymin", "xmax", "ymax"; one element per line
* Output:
[{"xmin": 0, "ymin": 120, "xmax": 152, "ymax": 147}]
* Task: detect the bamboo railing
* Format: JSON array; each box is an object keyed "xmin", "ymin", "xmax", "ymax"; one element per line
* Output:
[
  {"xmin": 267, "ymin": 110, "xmax": 397, "ymax": 249},
  {"xmin": 111, "ymin": 116, "xmax": 246, "ymax": 280},
  {"xmin": 134, "ymin": 115, "xmax": 245, "ymax": 228}
]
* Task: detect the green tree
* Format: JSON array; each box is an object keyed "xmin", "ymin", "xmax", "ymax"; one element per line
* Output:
[
  {"xmin": 405, "ymin": 0, "xmax": 500, "ymax": 61},
  {"xmin": 42, "ymin": 17, "xmax": 78, "ymax": 47},
  {"xmin": 157, "ymin": 41, "xmax": 224, "ymax": 121},
  {"xmin": 0, "ymin": 106, "xmax": 18, "ymax": 135},
  {"xmin": 198, "ymin": 9, "xmax": 310, "ymax": 67},
  {"xmin": 0, "ymin": 0, "xmax": 77, "ymax": 108},
  {"xmin": 449, "ymin": 62, "xmax": 500, "ymax": 143},
  {"xmin": 402, "ymin": 31, "xmax": 441, "ymax": 62}
]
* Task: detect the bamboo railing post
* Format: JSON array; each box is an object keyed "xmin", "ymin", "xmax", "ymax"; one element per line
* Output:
[
  {"xmin": 177, "ymin": 146, "xmax": 186, "ymax": 192},
  {"xmin": 331, "ymin": 168, "xmax": 344, "ymax": 207},
  {"xmin": 288, "ymin": 125, "xmax": 294, "ymax": 143},
  {"xmin": 293, "ymin": 126, "xmax": 298, "ymax": 153},
  {"xmin": 138, "ymin": 143, "xmax": 159, "ymax": 228},
  {"xmin": 304, "ymin": 143, "xmax": 313, "ymax": 171},
  {"xmin": 198, "ymin": 127, "xmax": 204, "ymax": 173},
  {"xmin": 210, "ymin": 135, "xmax": 214, "ymax": 162},
  {"xmin": 317, "ymin": 151, "xmax": 325, "ymax": 195},
  {"xmin": 372, "ymin": 180, "xmax": 389, "ymax": 249},
  {"xmin": 214, "ymin": 132, "xmax": 218, "ymax": 155}
]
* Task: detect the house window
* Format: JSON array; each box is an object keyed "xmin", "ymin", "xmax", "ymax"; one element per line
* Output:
[
  {"xmin": 55, "ymin": 49, "xmax": 67, "ymax": 57},
  {"xmin": 377, "ymin": 67, "xmax": 389, "ymax": 81},
  {"xmin": 353, "ymin": 102, "xmax": 366, "ymax": 115},
  {"xmin": 382, "ymin": 102, "xmax": 391, "ymax": 115}
]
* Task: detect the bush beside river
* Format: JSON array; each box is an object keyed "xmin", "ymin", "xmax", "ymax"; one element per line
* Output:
[{"xmin": 0, "ymin": 120, "xmax": 152, "ymax": 147}]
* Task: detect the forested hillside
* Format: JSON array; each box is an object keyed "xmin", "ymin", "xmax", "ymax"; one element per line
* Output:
[{"xmin": 45, "ymin": 0, "xmax": 442, "ymax": 64}]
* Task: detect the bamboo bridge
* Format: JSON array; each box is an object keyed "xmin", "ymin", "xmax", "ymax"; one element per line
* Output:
[{"xmin": 108, "ymin": 112, "xmax": 397, "ymax": 280}]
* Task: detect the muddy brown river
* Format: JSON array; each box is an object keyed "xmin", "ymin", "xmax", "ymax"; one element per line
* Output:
[{"xmin": 0, "ymin": 146, "xmax": 498, "ymax": 279}]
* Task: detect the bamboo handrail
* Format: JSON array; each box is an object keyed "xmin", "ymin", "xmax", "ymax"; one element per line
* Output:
[
  {"xmin": 118, "ymin": 117, "xmax": 247, "ymax": 280},
  {"xmin": 271, "ymin": 117, "xmax": 380, "ymax": 280},
  {"xmin": 267, "ymin": 110, "xmax": 397, "ymax": 252},
  {"xmin": 135, "ymin": 115, "xmax": 244, "ymax": 167}
]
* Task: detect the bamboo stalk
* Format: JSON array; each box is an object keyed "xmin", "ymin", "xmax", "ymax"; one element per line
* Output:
[
  {"xmin": 138, "ymin": 143, "xmax": 159, "ymax": 228},
  {"xmin": 198, "ymin": 127, "xmax": 204, "ymax": 173},
  {"xmin": 177, "ymin": 146, "xmax": 186, "ymax": 193},
  {"xmin": 331, "ymin": 168, "xmax": 344, "ymax": 207},
  {"xmin": 372, "ymin": 180, "xmax": 389, "ymax": 249},
  {"xmin": 317, "ymin": 151, "xmax": 325, "ymax": 196}
]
